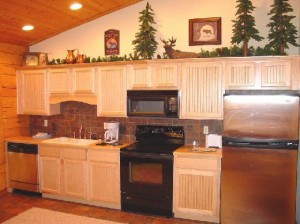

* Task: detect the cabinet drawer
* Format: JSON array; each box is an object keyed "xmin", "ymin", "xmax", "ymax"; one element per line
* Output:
[
  {"xmin": 62, "ymin": 148, "xmax": 86, "ymax": 160},
  {"xmin": 88, "ymin": 150, "xmax": 119, "ymax": 163},
  {"xmin": 40, "ymin": 145, "xmax": 60, "ymax": 158},
  {"xmin": 175, "ymin": 157, "xmax": 219, "ymax": 171}
]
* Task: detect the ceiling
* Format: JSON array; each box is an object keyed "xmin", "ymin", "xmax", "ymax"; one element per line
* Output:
[{"xmin": 0, "ymin": 0, "xmax": 142, "ymax": 46}]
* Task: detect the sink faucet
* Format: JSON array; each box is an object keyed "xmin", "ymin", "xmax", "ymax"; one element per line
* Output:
[{"xmin": 79, "ymin": 125, "xmax": 83, "ymax": 139}]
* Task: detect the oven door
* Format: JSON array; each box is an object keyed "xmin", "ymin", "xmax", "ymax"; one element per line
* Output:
[{"xmin": 120, "ymin": 152, "xmax": 173, "ymax": 217}]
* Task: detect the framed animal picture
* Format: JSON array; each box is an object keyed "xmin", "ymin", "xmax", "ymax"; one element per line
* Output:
[
  {"xmin": 104, "ymin": 29, "xmax": 120, "ymax": 55},
  {"xmin": 189, "ymin": 17, "xmax": 221, "ymax": 45}
]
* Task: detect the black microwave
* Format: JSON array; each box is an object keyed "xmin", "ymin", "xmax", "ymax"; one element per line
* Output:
[{"xmin": 127, "ymin": 90, "xmax": 179, "ymax": 118}]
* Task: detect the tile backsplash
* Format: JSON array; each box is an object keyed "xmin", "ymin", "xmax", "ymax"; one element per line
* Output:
[{"xmin": 30, "ymin": 101, "xmax": 222, "ymax": 146}]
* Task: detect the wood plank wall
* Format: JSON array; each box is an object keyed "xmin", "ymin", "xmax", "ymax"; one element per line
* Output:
[{"xmin": 0, "ymin": 42, "xmax": 29, "ymax": 190}]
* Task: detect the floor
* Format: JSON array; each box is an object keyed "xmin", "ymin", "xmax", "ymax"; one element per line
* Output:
[{"xmin": 0, "ymin": 190, "xmax": 209, "ymax": 224}]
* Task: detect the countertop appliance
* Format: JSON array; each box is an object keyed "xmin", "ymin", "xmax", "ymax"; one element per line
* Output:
[
  {"xmin": 127, "ymin": 90, "xmax": 179, "ymax": 118},
  {"xmin": 120, "ymin": 125, "xmax": 184, "ymax": 217},
  {"xmin": 103, "ymin": 121, "xmax": 119, "ymax": 144},
  {"xmin": 7, "ymin": 142, "xmax": 39, "ymax": 192},
  {"xmin": 222, "ymin": 94, "xmax": 299, "ymax": 224}
]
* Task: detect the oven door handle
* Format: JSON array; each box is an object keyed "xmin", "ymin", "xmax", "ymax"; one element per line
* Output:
[{"xmin": 120, "ymin": 152, "xmax": 173, "ymax": 161}]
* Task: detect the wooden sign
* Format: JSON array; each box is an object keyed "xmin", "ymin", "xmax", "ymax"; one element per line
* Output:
[{"xmin": 104, "ymin": 29, "xmax": 120, "ymax": 55}]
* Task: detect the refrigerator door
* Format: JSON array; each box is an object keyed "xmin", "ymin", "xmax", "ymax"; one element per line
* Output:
[
  {"xmin": 221, "ymin": 147, "xmax": 297, "ymax": 224},
  {"xmin": 223, "ymin": 95, "xmax": 299, "ymax": 141}
]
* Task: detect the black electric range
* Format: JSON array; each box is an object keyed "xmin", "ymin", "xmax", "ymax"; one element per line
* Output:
[{"xmin": 120, "ymin": 125, "xmax": 184, "ymax": 217}]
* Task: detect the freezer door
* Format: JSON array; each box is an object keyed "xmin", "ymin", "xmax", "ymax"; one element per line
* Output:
[{"xmin": 223, "ymin": 95, "xmax": 299, "ymax": 141}]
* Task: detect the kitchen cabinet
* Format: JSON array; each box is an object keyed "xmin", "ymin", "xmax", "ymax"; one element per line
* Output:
[
  {"xmin": 49, "ymin": 67, "xmax": 97, "ymax": 104},
  {"xmin": 180, "ymin": 62, "xmax": 223, "ymax": 119},
  {"xmin": 225, "ymin": 59, "xmax": 292, "ymax": 89},
  {"xmin": 87, "ymin": 148, "xmax": 120, "ymax": 209},
  {"xmin": 73, "ymin": 67, "xmax": 96, "ymax": 94},
  {"xmin": 173, "ymin": 149, "xmax": 221, "ymax": 223},
  {"xmin": 39, "ymin": 145, "xmax": 61, "ymax": 195},
  {"xmin": 127, "ymin": 62, "xmax": 179, "ymax": 89},
  {"xmin": 17, "ymin": 69, "xmax": 60, "ymax": 115},
  {"xmin": 97, "ymin": 66, "xmax": 127, "ymax": 117},
  {"xmin": 39, "ymin": 142, "xmax": 122, "ymax": 209},
  {"xmin": 39, "ymin": 144, "xmax": 87, "ymax": 199},
  {"xmin": 61, "ymin": 147, "xmax": 87, "ymax": 199},
  {"xmin": 48, "ymin": 68, "xmax": 71, "ymax": 95}
]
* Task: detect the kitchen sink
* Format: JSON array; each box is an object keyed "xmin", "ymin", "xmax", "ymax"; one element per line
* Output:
[{"xmin": 42, "ymin": 137, "xmax": 98, "ymax": 146}]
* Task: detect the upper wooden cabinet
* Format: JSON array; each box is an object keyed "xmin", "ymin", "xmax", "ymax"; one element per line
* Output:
[
  {"xmin": 127, "ymin": 62, "xmax": 179, "ymax": 89},
  {"xmin": 180, "ymin": 61, "xmax": 224, "ymax": 120},
  {"xmin": 49, "ymin": 67, "xmax": 97, "ymax": 104},
  {"xmin": 48, "ymin": 68, "xmax": 71, "ymax": 94},
  {"xmin": 225, "ymin": 58, "xmax": 294, "ymax": 90},
  {"xmin": 73, "ymin": 67, "xmax": 96, "ymax": 94},
  {"xmin": 17, "ymin": 70, "xmax": 60, "ymax": 115},
  {"xmin": 17, "ymin": 56, "xmax": 300, "ymax": 116},
  {"xmin": 97, "ymin": 66, "xmax": 127, "ymax": 117}
]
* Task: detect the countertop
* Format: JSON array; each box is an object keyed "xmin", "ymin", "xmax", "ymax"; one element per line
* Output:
[
  {"xmin": 175, "ymin": 145, "xmax": 222, "ymax": 158},
  {"xmin": 5, "ymin": 136, "xmax": 51, "ymax": 144},
  {"xmin": 4, "ymin": 136, "xmax": 132, "ymax": 150},
  {"xmin": 5, "ymin": 136, "xmax": 222, "ymax": 156}
]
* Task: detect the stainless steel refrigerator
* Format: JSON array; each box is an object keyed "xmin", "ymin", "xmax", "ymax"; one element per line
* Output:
[{"xmin": 222, "ymin": 94, "xmax": 299, "ymax": 224}]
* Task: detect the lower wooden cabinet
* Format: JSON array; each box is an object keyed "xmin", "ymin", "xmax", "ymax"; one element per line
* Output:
[
  {"xmin": 87, "ymin": 149, "xmax": 120, "ymax": 208},
  {"xmin": 173, "ymin": 149, "xmax": 222, "ymax": 223},
  {"xmin": 39, "ymin": 156, "xmax": 61, "ymax": 194},
  {"xmin": 61, "ymin": 147, "xmax": 87, "ymax": 199},
  {"xmin": 39, "ymin": 143, "xmax": 120, "ymax": 209},
  {"xmin": 39, "ymin": 145, "xmax": 61, "ymax": 194}
]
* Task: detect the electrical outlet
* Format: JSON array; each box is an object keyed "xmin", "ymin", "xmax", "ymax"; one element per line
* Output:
[
  {"xmin": 44, "ymin": 120, "xmax": 48, "ymax": 127},
  {"xmin": 203, "ymin": 126, "xmax": 209, "ymax": 135}
]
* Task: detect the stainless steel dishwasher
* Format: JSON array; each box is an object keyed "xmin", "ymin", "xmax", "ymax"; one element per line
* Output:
[{"xmin": 7, "ymin": 142, "xmax": 39, "ymax": 192}]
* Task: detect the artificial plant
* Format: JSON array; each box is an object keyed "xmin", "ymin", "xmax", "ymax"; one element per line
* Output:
[
  {"xmin": 132, "ymin": 2, "xmax": 158, "ymax": 59},
  {"xmin": 231, "ymin": 0, "xmax": 264, "ymax": 56},
  {"xmin": 266, "ymin": 0, "xmax": 299, "ymax": 55}
]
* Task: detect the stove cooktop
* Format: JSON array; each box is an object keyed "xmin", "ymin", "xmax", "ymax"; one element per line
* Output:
[{"xmin": 121, "ymin": 125, "xmax": 185, "ymax": 155}]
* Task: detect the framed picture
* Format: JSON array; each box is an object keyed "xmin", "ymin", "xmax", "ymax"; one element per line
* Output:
[
  {"xmin": 189, "ymin": 17, "xmax": 221, "ymax": 45},
  {"xmin": 23, "ymin": 52, "xmax": 48, "ymax": 66},
  {"xmin": 104, "ymin": 29, "xmax": 120, "ymax": 55},
  {"xmin": 38, "ymin": 53, "xmax": 48, "ymax": 66}
]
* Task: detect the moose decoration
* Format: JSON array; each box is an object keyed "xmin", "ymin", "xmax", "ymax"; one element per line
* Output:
[{"xmin": 161, "ymin": 37, "xmax": 202, "ymax": 59}]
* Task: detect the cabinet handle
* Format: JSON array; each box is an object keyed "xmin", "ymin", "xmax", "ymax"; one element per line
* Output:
[{"xmin": 126, "ymin": 196, "xmax": 131, "ymax": 200}]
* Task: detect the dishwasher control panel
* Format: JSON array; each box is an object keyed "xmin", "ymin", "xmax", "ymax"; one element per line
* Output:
[{"xmin": 7, "ymin": 142, "xmax": 38, "ymax": 154}]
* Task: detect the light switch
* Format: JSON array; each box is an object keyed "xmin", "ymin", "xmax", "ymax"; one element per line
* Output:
[{"xmin": 44, "ymin": 120, "xmax": 48, "ymax": 127}]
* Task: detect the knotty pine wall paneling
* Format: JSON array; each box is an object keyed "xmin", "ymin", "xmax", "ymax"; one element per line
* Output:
[{"xmin": 0, "ymin": 42, "xmax": 30, "ymax": 190}]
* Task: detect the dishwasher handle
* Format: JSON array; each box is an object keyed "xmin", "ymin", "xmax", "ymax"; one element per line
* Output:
[{"xmin": 7, "ymin": 142, "xmax": 38, "ymax": 154}]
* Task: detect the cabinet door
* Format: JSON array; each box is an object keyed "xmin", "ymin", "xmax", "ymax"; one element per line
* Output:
[
  {"xmin": 180, "ymin": 62, "xmax": 223, "ymax": 119},
  {"xmin": 260, "ymin": 61, "xmax": 291, "ymax": 88},
  {"xmin": 152, "ymin": 63, "xmax": 179, "ymax": 89},
  {"xmin": 17, "ymin": 70, "xmax": 48, "ymax": 115},
  {"xmin": 97, "ymin": 66, "xmax": 127, "ymax": 117},
  {"xmin": 39, "ymin": 157, "xmax": 61, "ymax": 194},
  {"xmin": 48, "ymin": 69, "xmax": 71, "ymax": 94},
  {"xmin": 127, "ymin": 64, "xmax": 151, "ymax": 89},
  {"xmin": 62, "ymin": 159, "xmax": 87, "ymax": 199},
  {"xmin": 174, "ymin": 168, "xmax": 219, "ymax": 223},
  {"xmin": 73, "ymin": 67, "xmax": 96, "ymax": 94},
  {"xmin": 88, "ymin": 161, "xmax": 120, "ymax": 205},
  {"xmin": 225, "ymin": 62, "xmax": 256, "ymax": 89}
]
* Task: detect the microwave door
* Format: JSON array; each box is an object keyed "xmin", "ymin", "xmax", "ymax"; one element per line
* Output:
[{"xmin": 128, "ymin": 98, "xmax": 166, "ymax": 117}]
